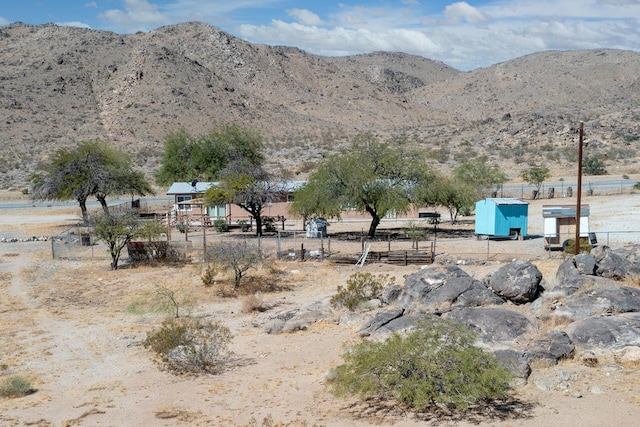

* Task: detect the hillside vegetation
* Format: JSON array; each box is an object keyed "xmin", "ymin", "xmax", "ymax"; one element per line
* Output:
[{"xmin": 1, "ymin": 22, "xmax": 640, "ymax": 188}]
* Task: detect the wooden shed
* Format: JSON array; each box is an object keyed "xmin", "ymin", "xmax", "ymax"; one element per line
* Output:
[{"xmin": 474, "ymin": 198, "xmax": 529, "ymax": 239}]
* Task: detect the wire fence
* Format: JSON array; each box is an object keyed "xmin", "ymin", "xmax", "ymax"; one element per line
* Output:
[
  {"xmin": 51, "ymin": 225, "xmax": 104, "ymax": 261},
  {"xmin": 498, "ymin": 179, "xmax": 638, "ymax": 200}
]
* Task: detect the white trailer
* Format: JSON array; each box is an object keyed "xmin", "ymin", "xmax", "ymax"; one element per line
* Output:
[{"xmin": 542, "ymin": 204, "xmax": 595, "ymax": 250}]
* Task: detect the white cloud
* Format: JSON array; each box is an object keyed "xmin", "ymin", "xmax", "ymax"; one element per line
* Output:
[
  {"xmin": 86, "ymin": 0, "xmax": 640, "ymax": 70},
  {"xmin": 287, "ymin": 9, "xmax": 325, "ymax": 26},
  {"xmin": 0, "ymin": 16, "xmax": 9, "ymax": 26},
  {"xmin": 444, "ymin": 2, "xmax": 488, "ymax": 24},
  {"xmin": 57, "ymin": 21, "xmax": 92, "ymax": 29},
  {"xmin": 100, "ymin": 0, "xmax": 171, "ymax": 31},
  {"xmin": 85, "ymin": 1, "xmax": 98, "ymax": 8}
]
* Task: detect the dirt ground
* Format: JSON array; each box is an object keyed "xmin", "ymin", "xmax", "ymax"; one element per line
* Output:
[{"xmin": 1, "ymin": 192, "xmax": 639, "ymax": 426}]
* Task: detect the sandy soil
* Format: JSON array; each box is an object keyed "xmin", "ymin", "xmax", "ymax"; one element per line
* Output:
[{"xmin": 1, "ymin": 193, "xmax": 639, "ymax": 426}]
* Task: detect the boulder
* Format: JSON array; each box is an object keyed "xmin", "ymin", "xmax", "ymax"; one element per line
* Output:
[
  {"xmin": 381, "ymin": 284, "xmax": 403, "ymax": 305},
  {"xmin": 595, "ymin": 251, "xmax": 634, "ymax": 280},
  {"xmin": 554, "ymin": 285, "xmax": 640, "ymax": 320},
  {"xmin": 614, "ymin": 346, "xmax": 640, "ymax": 366},
  {"xmin": 493, "ymin": 349, "xmax": 531, "ymax": 387},
  {"xmin": 524, "ymin": 330, "xmax": 574, "ymax": 365},
  {"xmin": 265, "ymin": 300, "xmax": 333, "ymax": 334},
  {"xmin": 357, "ymin": 307, "xmax": 404, "ymax": 337},
  {"xmin": 554, "ymin": 257, "xmax": 596, "ymax": 296},
  {"xmin": 366, "ymin": 313, "xmax": 439, "ymax": 342},
  {"xmin": 565, "ymin": 312, "xmax": 640, "ymax": 351},
  {"xmin": 488, "ymin": 260, "xmax": 544, "ymax": 304},
  {"xmin": 398, "ymin": 265, "xmax": 503, "ymax": 312},
  {"xmin": 574, "ymin": 253, "xmax": 597, "ymax": 275},
  {"xmin": 444, "ymin": 307, "xmax": 539, "ymax": 351}
]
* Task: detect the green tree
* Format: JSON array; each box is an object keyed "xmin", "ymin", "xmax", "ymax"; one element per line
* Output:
[
  {"xmin": 330, "ymin": 319, "xmax": 512, "ymax": 413},
  {"xmin": 434, "ymin": 177, "xmax": 476, "ymax": 224},
  {"xmin": 520, "ymin": 166, "xmax": 550, "ymax": 199},
  {"xmin": 91, "ymin": 209, "xmax": 143, "ymax": 270},
  {"xmin": 204, "ymin": 170, "xmax": 286, "ymax": 237},
  {"xmin": 155, "ymin": 125, "xmax": 264, "ymax": 186},
  {"xmin": 453, "ymin": 157, "xmax": 508, "ymax": 198},
  {"xmin": 155, "ymin": 129, "xmax": 196, "ymax": 186},
  {"xmin": 292, "ymin": 134, "xmax": 433, "ymax": 238},
  {"xmin": 31, "ymin": 141, "xmax": 154, "ymax": 223},
  {"xmin": 288, "ymin": 174, "xmax": 342, "ymax": 229}
]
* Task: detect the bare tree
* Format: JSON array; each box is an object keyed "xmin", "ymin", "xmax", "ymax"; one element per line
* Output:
[{"xmin": 204, "ymin": 241, "xmax": 263, "ymax": 289}]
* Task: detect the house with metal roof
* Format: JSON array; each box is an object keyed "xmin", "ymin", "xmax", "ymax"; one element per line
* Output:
[
  {"xmin": 474, "ymin": 198, "xmax": 529, "ymax": 239},
  {"xmin": 166, "ymin": 180, "xmax": 305, "ymax": 227}
]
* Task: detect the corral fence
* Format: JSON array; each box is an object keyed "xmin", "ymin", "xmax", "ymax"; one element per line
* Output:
[
  {"xmin": 51, "ymin": 224, "xmax": 103, "ymax": 261},
  {"xmin": 51, "ymin": 224, "xmax": 194, "ymax": 263},
  {"xmin": 185, "ymin": 228, "xmax": 640, "ymax": 265},
  {"xmin": 51, "ymin": 225, "xmax": 640, "ymax": 264}
]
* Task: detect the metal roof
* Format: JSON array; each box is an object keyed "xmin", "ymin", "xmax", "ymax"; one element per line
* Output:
[
  {"xmin": 483, "ymin": 198, "xmax": 529, "ymax": 205},
  {"xmin": 542, "ymin": 204, "xmax": 590, "ymax": 218},
  {"xmin": 166, "ymin": 180, "xmax": 306, "ymax": 195},
  {"xmin": 167, "ymin": 181, "xmax": 215, "ymax": 195}
]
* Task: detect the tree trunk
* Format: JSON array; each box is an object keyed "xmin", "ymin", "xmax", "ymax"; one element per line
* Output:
[
  {"xmin": 368, "ymin": 215, "xmax": 381, "ymax": 239},
  {"xmin": 79, "ymin": 198, "xmax": 89, "ymax": 224},
  {"xmin": 97, "ymin": 194, "xmax": 109, "ymax": 214},
  {"xmin": 254, "ymin": 215, "xmax": 262, "ymax": 237}
]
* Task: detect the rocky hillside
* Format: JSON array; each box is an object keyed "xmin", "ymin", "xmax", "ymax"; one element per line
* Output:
[{"xmin": 1, "ymin": 21, "xmax": 640, "ymax": 189}]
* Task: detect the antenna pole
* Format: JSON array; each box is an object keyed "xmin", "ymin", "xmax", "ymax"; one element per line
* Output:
[{"xmin": 575, "ymin": 122, "xmax": 584, "ymax": 255}]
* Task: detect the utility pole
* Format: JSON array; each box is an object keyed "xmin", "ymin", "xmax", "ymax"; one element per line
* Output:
[{"xmin": 575, "ymin": 122, "xmax": 584, "ymax": 255}]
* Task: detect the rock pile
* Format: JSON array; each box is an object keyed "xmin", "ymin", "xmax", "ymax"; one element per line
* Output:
[{"xmin": 266, "ymin": 245, "xmax": 640, "ymax": 387}]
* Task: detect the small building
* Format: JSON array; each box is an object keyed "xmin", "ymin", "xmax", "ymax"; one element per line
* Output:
[
  {"xmin": 166, "ymin": 180, "xmax": 305, "ymax": 227},
  {"xmin": 542, "ymin": 204, "xmax": 592, "ymax": 249},
  {"xmin": 474, "ymin": 198, "xmax": 529, "ymax": 239}
]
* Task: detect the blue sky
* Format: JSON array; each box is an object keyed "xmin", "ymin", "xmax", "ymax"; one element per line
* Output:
[{"xmin": 1, "ymin": 1, "xmax": 639, "ymax": 70}]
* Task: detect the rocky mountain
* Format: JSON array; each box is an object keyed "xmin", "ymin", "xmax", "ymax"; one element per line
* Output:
[{"xmin": 1, "ymin": 21, "xmax": 639, "ymax": 189}]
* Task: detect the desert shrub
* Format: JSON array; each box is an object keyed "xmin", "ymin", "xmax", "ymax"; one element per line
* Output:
[
  {"xmin": 238, "ymin": 220, "xmax": 250, "ymax": 232},
  {"xmin": 176, "ymin": 221, "xmax": 188, "ymax": 233},
  {"xmin": 329, "ymin": 319, "xmax": 512, "ymax": 413},
  {"xmin": 634, "ymin": 182, "xmax": 640, "ymax": 191},
  {"xmin": 213, "ymin": 219, "xmax": 229, "ymax": 232},
  {"xmin": 562, "ymin": 238, "xmax": 592, "ymax": 255},
  {"xmin": 0, "ymin": 376, "xmax": 33, "ymax": 398},
  {"xmin": 144, "ymin": 317, "xmax": 232, "ymax": 374},
  {"xmin": 201, "ymin": 263, "xmax": 217, "ymax": 287},
  {"xmin": 582, "ymin": 156, "xmax": 607, "ymax": 175},
  {"xmin": 331, "ymin": 272, "xmax": 395, "ymax": 311}
]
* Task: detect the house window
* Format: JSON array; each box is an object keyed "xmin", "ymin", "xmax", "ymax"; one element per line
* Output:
[
  {"xmin": 177, "ymin": 195, "xmax": 192, "ymax": 211},
  {"xmin": 208, "ymin": 204, "xmax": 226, "ymax": 218},
  {"xmin": 287, "ymin": 193, "xmax": 295, "ymax": 203}
]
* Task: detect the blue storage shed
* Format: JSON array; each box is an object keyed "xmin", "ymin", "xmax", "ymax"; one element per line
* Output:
[{"xmin": 474, "ymin": 198, "xmax": 529, "ymax": 239}]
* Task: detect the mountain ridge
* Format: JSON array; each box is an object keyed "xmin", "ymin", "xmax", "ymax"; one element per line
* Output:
[{"xmin": 1, "ymin": 21, "xmax": 639, "ymax": 188}]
